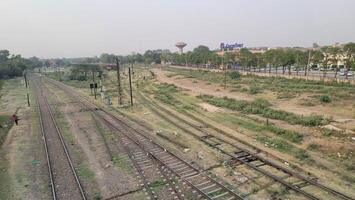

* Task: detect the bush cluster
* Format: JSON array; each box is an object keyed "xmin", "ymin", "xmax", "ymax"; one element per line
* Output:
[
  {"xmin": 319, "ymin": 95, "xmax": 331, "ymax": 103},
  {"xmin": 154, "ymin": 83, "xmax": 179, "ymax": 105},
  {"xmin": 228, "ymin": 71, "xmax": 241, "ymax": 79},
  {"xmin": 266, "ymin": 125, "xmax": 303, "ymax": 143},
  {"xmin": 198, "ymin": 95, "xmax": 328, "ymax": 126}
]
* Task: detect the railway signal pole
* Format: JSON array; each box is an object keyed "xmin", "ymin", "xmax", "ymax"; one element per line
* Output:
[
  {"xmin": 115, "ymin": 57, "xmax": 123, "ymax": 105},
  {"xmin": 92, "ymin": 71, "xmax": 97, "ymax": 99},
  {"xmin": 128, "ymin": 67, "xmax": 133, "ymax": 107},
  {"xmin": 24, "ymin": 72, "xmax": 30, "ymax": 107}
]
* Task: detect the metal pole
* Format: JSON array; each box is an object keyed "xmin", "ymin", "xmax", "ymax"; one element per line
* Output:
[
  {"xmin": 92, "ymin": 71, "xmax": 96, "ymax": 99},
  {"xmin": 115, "ymin": 57, "xmax": 122, "ymax": 105},
  {"xmin": 129, "ymin": 67, "xmax": 133, "ymax": 107},
  {"xmin": 224, "ymin": 68, "xmax": 227, "ymax": 89},
  {"xmin": 131, "ymin": 63, "xmax": 134, "ymax": 79},
  {"xmin": 58, "ymin": 67, "xmax": 61, "ymax": 81},
  {"xmin": 24, "ymin": 72, "xmax": 30, "ymax": 107},
  {"xmin": 99, "ymin": 79, "xmax": 102, "ymax": 92}
]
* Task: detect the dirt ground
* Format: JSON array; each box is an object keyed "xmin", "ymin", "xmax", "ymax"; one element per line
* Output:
[
  {"xmin": 39, "ymin": 69, "xmax": 355, "ymax": 199},
  {"xmin": 150, "ymin": 68, "xmax": 355, "ymax": 197},
  {"xmin": 0, "ymin": 78, "xmax": 50, "ymax": 200},
  {"xmin": 153, "ymin": 68, "xmax": 355, "ymax": 121},
  {"xmin": 44, "ymin": 80, "xmax": 140, "ymax": 199}
]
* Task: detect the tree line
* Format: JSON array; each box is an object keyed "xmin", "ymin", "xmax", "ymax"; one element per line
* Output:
[
  {"xmin": 81, "ymin": 43, "xmax": 355, "ymax": 75},
  {"xmin": 2, "ymin": 42, "xmax": 354, "ymax": 79},
  {"xmin": 0, "ymin": 50, "xmax": 42, "ymax": 79}
]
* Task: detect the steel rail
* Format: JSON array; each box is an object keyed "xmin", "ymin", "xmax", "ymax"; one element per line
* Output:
[
  {"xmin": 35, "ymin": 81, "xmax": 57, "ymax": 200},
  {"xmin": 139, "ymin": 92, "xmax": 355, "ymax": 200},
  {"xmin": 43, "ymin": 77, "xmax": 182, "ymax": 200},
  {"xmin": 44, "ymin": 76, "xmax": 245, "ymax": 200},
  {"xmin": 37, "ymin": 78, "xmax": 87, "ymax": 200}
]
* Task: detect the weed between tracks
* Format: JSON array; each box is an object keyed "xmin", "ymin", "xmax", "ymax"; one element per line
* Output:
[
  {"xmin": 78, "ymin": 163, "xmax": 95, "ymax": 180},
  {"xmin": 112, "ymin": 154, "xmax": 132, "ymax": 173},
  {"xmin": 149, "ymin": 178, "xmax": 165, "ymax": 188},
  {"xmin": 256, "ymin": 136, "xmax": 311, "ymax": 161}
]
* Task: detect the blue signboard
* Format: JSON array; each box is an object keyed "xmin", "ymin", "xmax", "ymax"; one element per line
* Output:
[{"xmin": 220, "ymin": 43, "xmax": 243, "ymax": 50}]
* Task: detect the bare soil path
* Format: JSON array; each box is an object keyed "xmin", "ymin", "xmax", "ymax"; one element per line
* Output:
[{"xmin": 0, "ymin": 78, "xmax": 50, "ymax": 200}]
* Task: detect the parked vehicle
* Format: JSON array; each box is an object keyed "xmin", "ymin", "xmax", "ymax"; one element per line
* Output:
[{"xmin": 339, "ymin": 70, "xmax": 353, "ymax": 76}]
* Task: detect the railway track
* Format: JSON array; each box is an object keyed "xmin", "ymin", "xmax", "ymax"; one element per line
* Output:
[
  {"xmin": 43, "ymin": 76, "xmax": 245, "ymax": 200},
  {"xmin": 31, "ymin": 76, "xmax": 87, "ymax": 200},
  {"xmin": 41, "ymin": 77, "xmax": 189, "ymax": 200},
  {"xmin": 137, "ymin": 92, "xmax": 355, "ymax": 200}
]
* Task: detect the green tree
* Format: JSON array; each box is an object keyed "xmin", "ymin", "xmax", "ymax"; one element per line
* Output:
[
  {"xmin": 0, "ymin": 50, "xmax": 10, "ymax": 63},
  {"xmin": 280, "ymin": 49, "xmax": 296, "ymax": 75},
  {"xmin": 100, "ymin": 53, "xmax": 116, "ymax": 63},
  {"xmin": 237, "ymin": 48, "xmax": 253, "ymax": 71},
  {"xmin": 294, "ymin": 50, "xmax": 308, "ymax": 76},
  {"xmin": 328, "ymin": 47, "xmax": 341, "ymax": 78},
  {"xmin": 264, "ymin": 49, "xmax": 284, "ymax": 74},
  {"xmin": 223, "ymin": 52, "xmax": 236, "ymax": 68},
  {"xmin": 320, "ymin": 46, "xmax": 331, "ymax": 79},
  {"xmin": 254, "ymin": 52, "xmax": 265, "ymax": 72},
  {"xmin": 343, "ymin": 42, "xmax": 355, "ymax": 79}
]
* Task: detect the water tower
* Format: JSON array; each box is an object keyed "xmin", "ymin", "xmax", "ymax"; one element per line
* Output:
[{"xmin": 175, "ymin": 42, "xmax": 187, "ymax": 54}]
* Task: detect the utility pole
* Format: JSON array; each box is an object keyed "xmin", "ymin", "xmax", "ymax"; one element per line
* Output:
[
  {"xmin": 24, "ymin": 72, "xmax": 30, "ymax": 107},
  {"xmin": 92, "ymin": 71, "xmax": 97, "ymax": 99},
  {"xmin": 115, "ymin": 57, "xmax": 123, "ymax": 105},
  {"xmin": 99, "ymin": 71, "xmax": 103, "ymax": 92},
  {"xmin": 131, "ymin": 63, "xmax": 134, "ymax": 79},
  {"xmin": 222, "ymin": 55, "xmax": 227, "ymax": 89},
  {"xmin": 57, "ymin": 67, "xmax": 61, "ymax": 81},
  {"xmin": 224, "ymin": 66, "xmax": 227, "ymax": 89},
  {"xmin": 128, "ymin": 67, "xmax": 133, "ymax": 107}
]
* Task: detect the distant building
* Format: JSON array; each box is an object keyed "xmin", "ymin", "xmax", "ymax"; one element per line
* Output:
[{"xmin": 217, "ymin": 46, "xmax": 268, "ymax": 56}]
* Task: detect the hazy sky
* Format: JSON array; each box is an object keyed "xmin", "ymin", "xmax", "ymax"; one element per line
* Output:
[{"xmin": 1, "ymin": 0, "xmax": 355, "ymax": 58}]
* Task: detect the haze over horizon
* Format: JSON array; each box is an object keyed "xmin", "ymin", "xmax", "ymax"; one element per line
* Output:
[{"xmin": 1, "ymin": 0, "xmax": 355, "ymax": 58}]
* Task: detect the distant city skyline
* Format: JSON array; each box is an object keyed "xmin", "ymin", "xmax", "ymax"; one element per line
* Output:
[{"xmin": 1, "ymin": 0, "xmax": 355, "ymax": 58}]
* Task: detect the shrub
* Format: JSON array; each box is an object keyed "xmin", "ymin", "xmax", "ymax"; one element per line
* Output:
[
  {"xmin": 252, "ymin": 98, "xmax": 271, "ymax": 109},
  {"xmin": 307, "ymin": 143, "xmax": 320, "ymax": 151},
  {"xmin": 267, "ymin": 125, "xmax": 303, "ymax": 143},
  {"xmin": 228, "ymin": 71, "xmax": 241, "ymax": 79},
  {"xmin": 197, "ymin": 95, "xmax": 328, "ymax": 127},
  {"xmin": 249, "ymin": 86, "xmax": 262, "ymax": 94},
  {"xmin": 154, "ymin": 83, "xmax": 180, "ymax": 105},
  {"xmin": 294, "ymin": 149, "xmax": 310, "ymax": 160},
  {"xmin": 320, "ymin": 95, "xmax": 331, "ymax": 103}
]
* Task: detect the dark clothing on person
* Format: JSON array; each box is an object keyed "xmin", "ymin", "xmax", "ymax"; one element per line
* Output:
[{"xmin": 11, "ymin": 114, "xmax": 19, "ymax": 126}]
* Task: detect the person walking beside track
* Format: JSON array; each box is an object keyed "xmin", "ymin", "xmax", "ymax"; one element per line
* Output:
[{"xmin": 11, "ymin": 114, "xmax": 19, "ymax": 126}]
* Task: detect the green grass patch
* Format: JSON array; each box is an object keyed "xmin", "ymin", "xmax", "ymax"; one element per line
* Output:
[
  {"xmin": 164, "ymin": 67, "xmax": 355, "ymax": 99},
  {"xmin": 266, "ymin": 125, "xmax": 303, "ymax": 143},
  {"xmin": 0, "ymin": 115, "xmax": 13, "ymax": 146},
  {"xmin": 154, "ymin": 83, "xmax": 179, "ymax": 105},
  {"xmin": 150, "ymin": 178, "xmax": 165, "ymax": 188},
  {"xmin": 77, "ymin": 164, "xmax": 95, "ymax": 180},
  {"xmin": 112, "ymin": 155, "xmax": 132, "ymax": 172},
  {"xmin": 307, "ymin": 143, "xmax": 320, "ymax": 151},
  {"xmin": 198, "ymin": 95, "xmax": 328, "ymax": 126},
  {"xmin": 256, "ymin": 136, "xmax": 311, "ymax": 161},
  {"xmin": 212, "ymin": 113, "xmax": 303, "ymax": 143}
]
